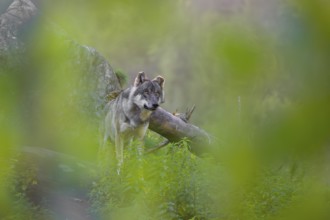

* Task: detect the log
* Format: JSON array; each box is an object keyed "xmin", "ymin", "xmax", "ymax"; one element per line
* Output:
[
  {"xmin": 150, "ymin": 108, "xmax": 210, "ymax": 149},
  {"xmin": 0, "ymin": 0, "xmax": 211, "ymax": 155}
]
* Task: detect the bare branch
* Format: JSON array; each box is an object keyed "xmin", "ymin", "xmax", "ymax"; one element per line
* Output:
[{"xmin": 145, "ymin": 139, "xmax": 170, "ymax": 154}]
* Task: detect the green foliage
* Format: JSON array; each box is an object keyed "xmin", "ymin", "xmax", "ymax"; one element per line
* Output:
[
  {"xmin": 225, "ymin": 167, "xmax": 302, "ymax": 220},
  {"xmin": 91, "ymin": 138, "xmax": 215, "ymax": 219},
  {"xmin": 90, "ymin": 137, "xmax": 312, "ymax": 220},
  {"xmin": 115, "ymin": 69, "xmax": 128, "ymax": 88},
  {"xmin": 0, "ymin": 155, "xmax": 49, "ymax": 220}
]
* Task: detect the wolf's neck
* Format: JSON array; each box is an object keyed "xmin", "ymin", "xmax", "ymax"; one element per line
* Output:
[
  {"xmin": 139, "ymin": 108, "xmax": 152, "ymax": 121},
  {"xmin": 123, "ymin": 100, "xmax": 151, "ymax": 125}
]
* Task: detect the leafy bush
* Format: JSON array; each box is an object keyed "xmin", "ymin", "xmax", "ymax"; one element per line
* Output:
[
  {"xmin": 90, "ymin": 136, "xmax": 217, "ymax": 219},
  {"xmin": 1, "ymin": 155, "xmax": 49, "ymax": 220},
  {"xmin": 90, "ymin": 135, "xmax": 309, "ymax": 220}
]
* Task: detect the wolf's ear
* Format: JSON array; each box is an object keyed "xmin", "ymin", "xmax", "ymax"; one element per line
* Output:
[
  {"xmin": 134, "ymin": 71, "xmax": 147, "ymax": 87},
  {"xmin": 153, "ymin": 76, "xmax": 165, "ymax": 103}
]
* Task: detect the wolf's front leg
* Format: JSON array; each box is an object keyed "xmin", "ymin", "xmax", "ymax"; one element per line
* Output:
[
  {"xmin": 136, "ymin": 125, "xmax": 148, "ymax": 156},
  {"xmin": 135, "ymin": 138, "xmax": 145, "ymax": 181},
  {"xmin": 137, "ymin": 139, "xmax": 144, "ymax": 157},
  {"xmin": 120, "ymin": 122, "xmax": 133, "ymax": 133},
  {"xmin": 115, "ymin": 135, "xmax": 124, "ymax": 175},
  {"xmin": 136, "ymin": 128, "xmax": 148, "ymax": 181}
]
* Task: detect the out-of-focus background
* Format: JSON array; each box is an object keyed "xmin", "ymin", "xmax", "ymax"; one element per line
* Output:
[{"xmin": 1, "ymin": 0, "xmax": 330, "ymax": 219}]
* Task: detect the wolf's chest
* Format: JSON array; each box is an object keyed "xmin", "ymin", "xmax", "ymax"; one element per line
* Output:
[
  {"xmin": 124, "ymin": 108, "xmax": 152, "ymax": 126},
  {"xmin": 139, "ymin": 109, "xmax": 152, "ymax": 121},
  {"xmin": 122, "ymin": 121, "xmax": 149, "ymax": 140}
]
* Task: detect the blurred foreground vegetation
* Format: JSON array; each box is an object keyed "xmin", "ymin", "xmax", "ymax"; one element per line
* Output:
[{"xmin": 1, "ymin": 0, "xmax": 330, "ymax": 219}]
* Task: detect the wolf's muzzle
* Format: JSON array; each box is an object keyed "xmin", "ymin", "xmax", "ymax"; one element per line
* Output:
[{"xmin": 144, "ymin": 103, "xmax": 159, "ymax": 111}]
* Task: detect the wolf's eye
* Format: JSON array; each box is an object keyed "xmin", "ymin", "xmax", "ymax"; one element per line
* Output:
[
  {"xmin": 143, "ymin": 91, "xmax": 149, "ymax": 97},
  {"xmin": 155, "ymin": 93, "xmax": 160, "ymax": 97}
]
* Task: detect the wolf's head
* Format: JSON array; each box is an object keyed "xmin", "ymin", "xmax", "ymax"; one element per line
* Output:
[{"xmin": 132, "ymin": 71, "xmax": 165, "ymax": 111}]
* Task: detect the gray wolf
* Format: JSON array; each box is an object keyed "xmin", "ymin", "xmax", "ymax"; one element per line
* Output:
[{"xmin": 103, "ymin": 71, "xmax": 165, "ymax": 172}]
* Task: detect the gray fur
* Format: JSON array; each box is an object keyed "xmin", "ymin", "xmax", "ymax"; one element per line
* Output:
[{"xmin": 103, "ymin": 72, "xmax": 165, "ymax": 173}]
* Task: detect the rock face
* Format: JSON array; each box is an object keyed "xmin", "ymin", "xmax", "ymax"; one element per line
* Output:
[
  {"xmin": 0, "ymin": 0, "xmax": 36, "ymax": 47},
  {"xmin": 0, "ymin": 0, "xmax": 122, "ymax": 120},
  {"xmin": 63, "ymin": 40, "xmax": 122, "ymax": 118},
  {"xmin": 0, "ymin": 0, "xmax": 36, "ymax": 68}
]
